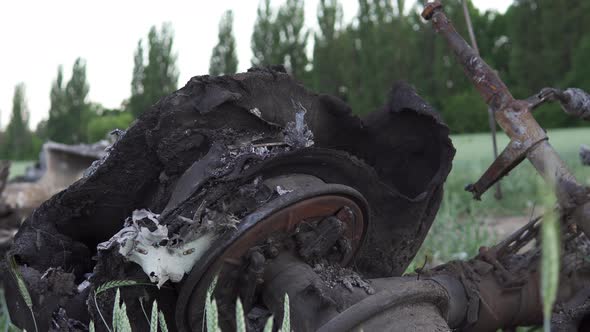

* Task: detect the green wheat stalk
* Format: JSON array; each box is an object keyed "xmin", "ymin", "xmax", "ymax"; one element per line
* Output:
[
  {"xmin": 235, "ymin": 298, "xmax": 246, "ymax": 332},
  {"xmin": 158, "ymin": 310, "xmax": 169, "ymax": 332},
  {"xmin": 203, "ymin": 276, "xmax": 219, "ymax": 332},
  {"xmin": 206, "ymin": 297, "xmax": 220, "ymax": 332},
  {"xmin": 280, "ymin": 294, "xmax": 290, "ymax": 332},
  {"xmin": 7, "ymin": 255, "xmax": 37, "ymax": 332},
  {"xmin": 150, "ymin": 300, "xmax": 158, "ymax": 332},
  {"xmin": 96, "ymin": 280, "xmax": 149, "ymax": 295},
  {"xmin": 263, "ymin": 316, "xmax": 274, "ymax": 332}
]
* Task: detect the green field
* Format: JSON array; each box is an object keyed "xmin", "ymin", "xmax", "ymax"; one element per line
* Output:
[
  {"xmin": 410, "ymin": 127, "xmax": 590, "ymax": 269},
  {"xmin": 449, "ymin": 127, "xmax": 590, "ymax": 215},
  {"xmin": 7, "ymin": 161, "xmax": 34, "ymax": 180}
]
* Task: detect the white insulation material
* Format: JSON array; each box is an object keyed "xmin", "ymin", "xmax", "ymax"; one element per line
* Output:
[{"xmin": 98, "ymin": 209, "xmax": 214, "ymax": 288}]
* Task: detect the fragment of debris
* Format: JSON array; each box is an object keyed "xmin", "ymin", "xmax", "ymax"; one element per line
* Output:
[
  {"xmin": 540, "ymin": 87, "xmax": 590, "ymax": 120},
  {"xmin": 313, "ymin": 262, "xmax": 375, "ymax": 295},
  {"xmin": 249, "ymin": 107, "xmax": 262, "ymax": 118},
  {"xmin": 284, "ymin": 101, "xmax": 314, "ymax": 148},
  {"xmin": 560, "ymin": 88, "xmax": 590, "ymax": 120},
  {"xmin": 275, "ymin": 185, "xmax": 293, "ymax": 196},
  {"xmin": 98, "ymin": 209, "xmax": 215, "ymax": 287},
  {"xmin": 4, "ymin": 68, "xmax": 456, "ymax": 331}
]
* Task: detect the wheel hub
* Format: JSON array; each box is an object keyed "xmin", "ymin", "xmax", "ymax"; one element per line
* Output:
[{"xmin": 175, "ymin": 174, "xmax": 369, "ymax": 331}]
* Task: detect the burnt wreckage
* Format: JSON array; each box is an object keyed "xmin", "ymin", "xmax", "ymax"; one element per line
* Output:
[{"xmin": 5, "ymin": 2, "xmax": 590, "ymax": 331}]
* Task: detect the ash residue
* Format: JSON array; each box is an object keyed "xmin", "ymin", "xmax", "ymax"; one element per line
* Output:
[
  {"xmin": 50, "ymin": 307, "xmax": 88, "ymax": 332},
  {"xmin": 276, "ymin": 185, "xmax": 293, "ymax": 196},
  {"xmin": 313, "ymin": 262, "xmax": 375, "ymax": 294},
  {"xmin": 284, "ymin": 101, "xmax": 314, "ymax": 148},
  {"xmin": 35, "ymin": 267, "xmax": 77, "ymax": 297},
  {"xmin": 198, "ymin": 208, "xmax": 240, "ymax": 232}
]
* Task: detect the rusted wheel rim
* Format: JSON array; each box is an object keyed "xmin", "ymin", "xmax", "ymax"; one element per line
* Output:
[{"xmin": 176, "ymin": 182, "xmax": 368, "ymax": 331}]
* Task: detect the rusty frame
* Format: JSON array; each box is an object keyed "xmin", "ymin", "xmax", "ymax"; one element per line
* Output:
[{"xmin": 422, "ymin": 1, "xmax": 590, "ymax": 233}]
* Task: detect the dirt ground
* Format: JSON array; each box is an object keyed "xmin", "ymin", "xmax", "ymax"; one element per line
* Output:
[{"xmin": 486, "ymin": 215, "xmax": 532, "ymax": 239}]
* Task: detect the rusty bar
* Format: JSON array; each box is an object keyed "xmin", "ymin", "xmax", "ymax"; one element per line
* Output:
[
  {"xmin": 422, "ymin": 2, "xmax": 590, "ymax": 235},
  {"xmin": 465, "ymin": 139, "xmax": 526, "ymax": 200},
  {"xmin": 422, "ymin": 1, "xmax": 513, "ymax": 111},
  {"xmin": 461, "ymin": 0, "xmax": 503, "ymax": 200},
  {"xmin": 527, "ymin": 140, "xmax": 580, "ymax": 206}
]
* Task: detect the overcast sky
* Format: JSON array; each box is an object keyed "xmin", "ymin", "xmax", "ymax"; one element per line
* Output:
[{"xmin": 0, "ymin": 0, "xmax": 512, "ymax": 129}]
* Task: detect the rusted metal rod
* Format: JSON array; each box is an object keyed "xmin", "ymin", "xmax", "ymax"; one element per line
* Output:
[
  {"xmin": 422, "ymin": 1, "xmax": 589, "ymax": 231},
  {"xmin": 461, "ymin": 0, "xmax": 503, "ymax": 200},
  {"xmin": 422, "ymin": 2, "xmax": 513, "ymax": 110}
]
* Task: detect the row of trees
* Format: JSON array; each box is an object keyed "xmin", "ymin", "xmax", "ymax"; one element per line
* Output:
[
  {"xmin": 0, "ymin": 23, "xmax": 178, "ymax": 160},
  {"xmin": 212, "ymin": 0, "xmax": 590, "ymax": 132},
  {"xmin": 2, "ymin": 0, "xmax": 590, "ymax": 160}
]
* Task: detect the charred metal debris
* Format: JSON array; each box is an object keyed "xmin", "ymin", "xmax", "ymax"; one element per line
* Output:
[{"xmin": 3, "ymin": 66, "xmax": 454, "ymax": 331}]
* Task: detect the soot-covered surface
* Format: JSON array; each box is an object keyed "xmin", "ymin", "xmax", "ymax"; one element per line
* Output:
[{"xmin": 4, "ymin": 68, "xmax": 454, "ymax": 331}]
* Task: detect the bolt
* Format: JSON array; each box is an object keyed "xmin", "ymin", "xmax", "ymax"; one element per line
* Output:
[
  {"xmin": 421, "ymin": 1, "xmax": 442, "ymax": 21},
  {"xmin": 267, "ymin": 245, "xmax": 279, "ymax": 258},
  {"xmin": 336, "ymin": 206, "xmax": 355, "ymax": 224},
  {"xmin": 183, "ymin": 248, "xmax": 195, "ymax": 255}
]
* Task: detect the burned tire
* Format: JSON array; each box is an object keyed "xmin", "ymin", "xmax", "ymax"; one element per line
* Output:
[{"xmin": 4, "ymin": 68, "xmax": 454, "ymax": 331}]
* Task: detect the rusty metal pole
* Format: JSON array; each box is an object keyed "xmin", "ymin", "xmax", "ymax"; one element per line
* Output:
[
  {"xmin": 421, "ymin": 2, "xmax": 590, "ymax": 235},
  {"xmin": 461, "ymin": 0, "xmax": 503, "ymax": 200}
]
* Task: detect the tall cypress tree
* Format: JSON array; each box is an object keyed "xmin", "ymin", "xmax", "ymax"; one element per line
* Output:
[
  {"xmin": 129, "ymin": 23, "xmax": 179, "ymax": 117},
  {"xmin": 251, "ymin": 0, "xmax": 309, "ymax": 80},
  {"xmin": 276, "ymin": 0, "xmax": 310, "ymax": 80},
  {"xmin": 128, "ymin": 40, "xmax": 145, "ymax": 117},
  {"xmin": 209, "ymin": 10, "xmax": 239, "ymax": 76},
  {"xmin": 251, "ymin": 0, "xmax": 281, "ymax": 67},
  {"xmin": 312, "ymin": 0, "xmax": 345, "ymax": 94},
  {"xmin": 46, "ymin": 66, "xmax": 66, "ymax": 143},
  {"xmin": 46, "ymin": 59, "xmax": 91, "ymax": 144},
  {"xmin": 65, "ymin": 58, "xmax": 91, "ymax": 143},
  {"xmin": 2, "ymin": 84, "xmax": 33, "ymax": 160}
]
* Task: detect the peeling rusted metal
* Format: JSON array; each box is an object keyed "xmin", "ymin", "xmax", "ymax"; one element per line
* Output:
[
  {"xmin": 421, "ymin": 2, "xmax": 588, "ymax": 221},
  {"xmin": 540, "ymin": 87, "xmax": 590, "ymax": 120},
  {"xmin": 178, "ymin": 190, "xmax": 368, "ymax": 331},
  {"xmin": 420, "ymin": 2, "xmax": 590, "ymax": 330}
]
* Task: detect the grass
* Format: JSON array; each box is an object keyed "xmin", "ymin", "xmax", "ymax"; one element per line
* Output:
[
  {"xmin": 409, "ymin": 127, "xmax": 590, "ymax": 269},
  {"xmin": 6, "ymin": 161, "xmax": 34, "ymax": 180}
]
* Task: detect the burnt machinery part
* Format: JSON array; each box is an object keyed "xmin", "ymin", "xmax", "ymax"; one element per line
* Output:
[
  {"xmin": 176, "ymin": 173, "xmax": 369, "ymax": 331},
  {"xmin": 4, "ymin": 68, "xmax": 454, "ymax": 331}
]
